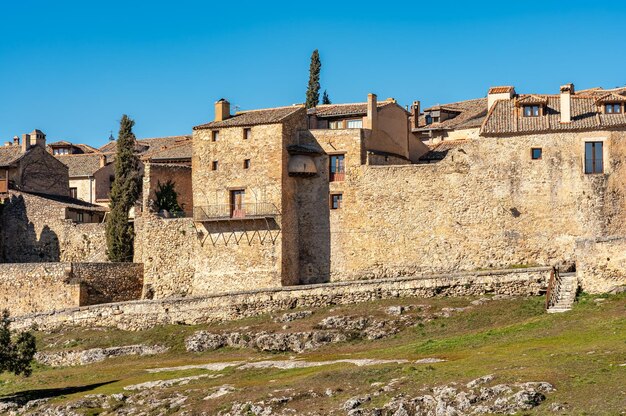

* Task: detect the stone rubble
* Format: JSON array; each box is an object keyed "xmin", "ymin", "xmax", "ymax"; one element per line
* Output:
[{"xmin": 35, "ymin": 344, "xmax": 169, "ymax": 367}]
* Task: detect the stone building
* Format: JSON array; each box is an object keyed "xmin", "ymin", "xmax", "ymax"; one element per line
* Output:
[
  {"xmin": 55, "ymin": 153, "xmax": 109, "ymax": 202},
  {"xmin": 134, "ymin": 85, "xmax": 626, "ymax": 297}
]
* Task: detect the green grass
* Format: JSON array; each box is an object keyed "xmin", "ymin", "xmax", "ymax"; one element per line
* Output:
[{"xmin": 1, "ymin": 293, "xmax": 625, "ymax": 414}]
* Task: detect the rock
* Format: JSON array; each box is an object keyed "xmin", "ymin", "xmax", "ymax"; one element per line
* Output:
[
  {"xmin": 386, "ymin": 306, "xmax": 405, "ymax": 315},
  {"xmin": 275, "ymin": 310, "xmax": 313, "ymax": 322},
  {"xmin": 35, "ymin": 344, "xmax": 169, "ymax": 367},
  {"xmin": 466, "ymin": 374, "xmax": 495, "ymax": 389},
  {"xmin": 318, "ymin": 316, "xmax": 369, "ymax": 331},
  {"xmin": 205, "ymin": 385, "xmax": 235, "ymax": 400},
  {"xmin": 343, "ymin": 395, "xmax": 371, "ymax": 411},
  {"xmin": 185, "ymin": 332, "xmax": 226, "ymax": 352}
]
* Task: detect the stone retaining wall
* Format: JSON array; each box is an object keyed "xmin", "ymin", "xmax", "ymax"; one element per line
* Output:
[
  {"xmin": 576, "ymin": 236, "xmax": 626, "ymax": 293},
  {"xmin": 12, "ymin": 267, "xmax": 549, "ymax": 331},
  {"xmin": 0, "ymin": 262, "xmax": 143, "ymax": 315}
]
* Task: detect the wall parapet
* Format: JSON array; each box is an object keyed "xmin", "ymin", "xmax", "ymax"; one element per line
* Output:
[
  {"xmin": 0, "ymin": 262, "xmax": 143, "ymax": 316},
  {"xmin": 12, "ymin": 266, "xmax": 549, "ymax": 331}
]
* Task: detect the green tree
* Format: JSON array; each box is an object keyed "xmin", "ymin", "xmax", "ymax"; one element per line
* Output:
[
  {"xmin": 0, "ymin": 310, "xmax": 36, "ymax": 377},
  {"xmin": 305, "ymin": 49, "xmax": 321, "ymax": 108},
  {"xmin": 106, "ymin": 115, "xmax": 141, "ymax": 262},
  {"xmin": 155, "ymin": 180, "xmax": 183, "ymax": 216},
  {"xmin": 322, "ymin": 90, "xmax": 331, "ymax": 105}
]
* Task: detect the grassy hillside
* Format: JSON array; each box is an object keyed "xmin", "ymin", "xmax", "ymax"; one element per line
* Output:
[{"xmin": 0, "ymin": 293, "xmax": 624, "ymax": 415}]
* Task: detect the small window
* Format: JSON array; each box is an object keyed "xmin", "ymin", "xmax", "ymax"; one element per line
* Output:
[
  {"xmin": 330, "ymin": 193, "xmax": 343, "ymax": 210},
  {"xmin": 605, "ymin": 103, "xmax": 622, "ymax": 114},
  {"xmin": 243, "ymin": 128, "xmax": 251, "ymax": 140},
  {"xmin": 329, "ymin": 120, "xmax": 343, "ymax": 129},
  {"xmin": 347, "ymin": 119, "xmax": 363, "ymax": 128},
  {"xmin": 531, "ymin": 148, "xmax": 542, "ymax": 160},
  {"xmin": 212, "ymin": 160, "xmax": 219, "ymax": 171},
  {"xmin": 212, "ymin": 131, "xmax": 219, "ymax": 142},
  {"xmin": 425, "ymin": 115, "xmax": 432, "ymax": 125},
  {"xmin": 243, "ymin": 159, "xmax": 250, "ymax": 169},
  {"xmin": 329, "ymin": 154, "xmax": 345, "ymax": 182},
  {"xmin": 523, "ymin": 105, "xmax": 541, "ymax": 117},
  {"xmin": 76, "ymin": 212, "xmax": 84, "ymax": 223},
  {"xmin": 69, "ymin": 187, "xmax": 78, "ymax": 198},
  {"xmin": 585, "ymin": 142, "xmax": 603, "ymax": 174}
]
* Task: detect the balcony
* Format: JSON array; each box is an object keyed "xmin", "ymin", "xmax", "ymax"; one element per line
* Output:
[
  {"xmin": 193, "ymin": 202, "xmax": 280, "ymax": 222},
  {"xmin": 330, "ymin": 171, "xmax": 345, "ymax": 182}
]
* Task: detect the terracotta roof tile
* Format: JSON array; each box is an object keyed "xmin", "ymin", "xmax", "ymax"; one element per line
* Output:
[
  {"xmin": 194, "ymin": 106, "xmax": 305, "ymax": 129},
  {"xmin": 481, "ymin": 93, "xmax": 626, "ymax": 135},
  {"xmin": 55, "ymin": 153, "xmax": 110, "ymax": 177},
  {"xmin": 488, "ymin": 86, "xmax": 515, "ymax": 94},
  {"xmin": 414, "ymin": 98, "xmax": 488, "ymax": 131},
  {"xmin": 314, "ymin": 100, "xmax": 396, "ymax": 118},
  {"xmin": 0, "ymin": 145, "xmax": 25, "ymax": 167},
  {"xmin": 142, "ymin": 138, "xmax": 192, "ymax": 161},
  {"xmin": 419, "ymin": 140, "xmax": 468, "ymax": 161},
  {"xmin": 98, "ymin": 135, "xmax": 191, "ymax": 155}
]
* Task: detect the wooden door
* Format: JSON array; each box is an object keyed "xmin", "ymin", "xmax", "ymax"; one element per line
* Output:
[{"xmin": 230, "ymin": 189, "xmax": 245, "ymax": 218}]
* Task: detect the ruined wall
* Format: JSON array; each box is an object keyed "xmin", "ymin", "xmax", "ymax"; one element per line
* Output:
[
  {"xmin": 299, "ymin": 129, "xmax": 626, "ymax": 282},
  {"xmin": 0, "ymin": 262, "xmax": 143, "ymax": 315},
  {"xmin": 1, "ymin": 192, "xmax": 107, "ymax": 263},
  {"xmin": 143, "ymin": 163, "xmax": 193, "ymax": 216},
  {"xmin": 576, "ymin": 236, "xmax": 626, "ymax": 293},
  {"xmin": 13, "ymin": 267, "xmax": 549, "ymax": 330}
]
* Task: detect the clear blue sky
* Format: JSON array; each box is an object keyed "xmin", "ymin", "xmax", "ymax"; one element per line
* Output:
[{"xmin": 1, "ymin": 1, "xmax": 624, "ymax": 147}]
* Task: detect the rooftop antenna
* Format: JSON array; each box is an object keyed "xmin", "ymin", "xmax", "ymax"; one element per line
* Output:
[
  {"xmin": 108, "ymin": 131, "xmax": 115, "ymax": 141},
  {"xmin": 233, "ymin": 105, "xmax": 241, "ymax": 113}
]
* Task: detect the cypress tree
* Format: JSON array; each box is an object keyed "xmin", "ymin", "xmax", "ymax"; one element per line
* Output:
[
  {"xmin": 106, "ymin": 115, "xmax": 141, "ymax": 262},
  {"xmin": 0, "ymin": 310, "xmax": 36, "ymax": 377},
  {"xmin": 305, "ymin": 49, "xmax": 321, "ymax": 108},
  {"xmin": 322, "ymin": 90, "xmax": 331, "ymax": 105}
]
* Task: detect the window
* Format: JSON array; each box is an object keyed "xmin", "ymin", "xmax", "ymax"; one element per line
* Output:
[
  {"xmin": 585, "ymin": 142, "xmax": 603, "ymax": 174},
  {"xmin": 523, "ymin": 105, "xmax": 540, "ymax": 117},
  {"xmin": 212, "ymin": 131, "xmax": 219, "ymax": 142},
  {"xmin": 605, "ymin": 103, "xmax": 622, "ymax": 114},
  {"xmin": 69, "ymin": 187, "xmax": 78, "ymax": 198},
  {"xmin": 212, "ymin": 160, "xmax": 218, "ymax": 171},
  {"xmin": 329, "ymin": 154, "xmax": 345, "ymax": 182},
  {"xmin": 243, "ymin": 159, "xmax": 251, "ymax": 169},
  {"xmin": 330, "ymin": 193, "xmax": 343, "ymax": 210},
  {"xmin": 53, "ymin": 148, "xmax": 69, "ymax": 155},
  {"xmin": 531, "ymin": 148, "xmax": 542, "ymax": 160},
  {"xmin": 347, "ymin": 119, "xmax": 363, "ymax": 129},
  {"xmin": 425, "ymin": 115, "xmax": 432, "ymax": 125},
  {"xmin": 76, "ymin": 212, "xmax": 84, "ymax": 223},
  {"xmin": 329, "ymin": 120, "xmax": 343, "ymax": 129},
  {"xmin": 243, "ymin": 128, "xmax": 251, "ymax": 140}
]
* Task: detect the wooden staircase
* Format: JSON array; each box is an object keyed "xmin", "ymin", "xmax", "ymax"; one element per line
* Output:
[{"xmin": 546, "ymin": 269, "xmax": 578, "ymax": 313}]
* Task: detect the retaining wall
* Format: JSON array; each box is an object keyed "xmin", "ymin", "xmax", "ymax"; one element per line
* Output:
[
  {"xmin": 0, "ymin": 262, "xmax": 143, "ymax": 315},
  {"xmin": 12, "ymin": 267, "xmax": 549, "ymax": 331},
  {"xmin": 576, "ymin": 236, "xmax": 626, "ymax": 293}
]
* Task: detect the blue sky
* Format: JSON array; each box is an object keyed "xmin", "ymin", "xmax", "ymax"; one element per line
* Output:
[{"xmin": 1, "ymin": 1, "xmax": 624, "ymax": 147}]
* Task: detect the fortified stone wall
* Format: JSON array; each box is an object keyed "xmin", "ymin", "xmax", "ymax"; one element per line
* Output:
[
  {"xmin": 1, "ymin": 192, "xmax": 107, "ymax": 262},
  {"xmin": 12, "ymin": 267, "xmax": 549, "ymax": 330},
  {"xmin": 299, "ymin": 129, "xmax": 626, "ymax": 283},
  {"xmin": 575, "ymin": 236, "xmax": 626, "ymax": 293},
  {"xmin": 0, "ymin": 262, "xmax": 143, "ymax": 315}
]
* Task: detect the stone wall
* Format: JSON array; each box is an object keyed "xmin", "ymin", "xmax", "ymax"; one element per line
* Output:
[
  {"xmin": 12, "ymin": 267, "xmax": 549, "ymax": 331},
  {"xmin": 1, "ymin": 192, "xmax": 107, "ymax": 263},
  {"xmin": 0, "ymin": 262, "xmax": 143, "ymax": 315},
  {"xmin": 142, "ymin": 163, "xmax": 193, "ymax": 217},
  {"xmin": 575, "ymin": 236, "xmax": 626, "ymax": 293},
  {"xmin": 11, "ymin": 145, "xmax": 70, "ymax": 197}
]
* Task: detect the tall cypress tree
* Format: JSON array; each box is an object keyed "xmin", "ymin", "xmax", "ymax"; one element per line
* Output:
[
  {"xmin": 305, "ymin": 49, "xmax": 321, "ymax": 108},
  {"xmin": 106, "ymin": 115, "xmax": 141, "ymax": 262},
  {"xmin": 322, "ymin": 90, "xmax": 331, "ymax": 105}
]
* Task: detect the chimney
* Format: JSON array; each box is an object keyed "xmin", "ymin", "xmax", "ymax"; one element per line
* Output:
[
  {"xmin": 366, "ymin": 93, "xmax": 378, "ymax": 130},
  {"xmin": 560, "ymin": 83, "xmax": 574, "ymax": 123},
  {"xmin": 215, "ymin": 98, "xmax": 231, "ymax": 121},
  {"xmin": 487, "ymin": 86, "xmax": 516, "ymax": 110},
  {"xmin": 21, "ymin": 134, "xmax": 30, "ymax": 152},
  {"xmin": 13, "ymin": 136, "xmax": 19, "ymax": 146},
  {"xmin": 29, "ymin": 129, "xmax": 46, "ymax": 148},
  {"xmin": 411, "ymin": 100, "xmax": 420, "ymax": 130},
  {"xmin": 99, "ymin": 154, "xmax": 107, "ymax": 168}
]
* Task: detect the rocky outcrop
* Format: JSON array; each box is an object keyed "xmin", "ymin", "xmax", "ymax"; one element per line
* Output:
[{"xmin": 35, "ymin": 344, "xmax": 168, "ymax": 367}]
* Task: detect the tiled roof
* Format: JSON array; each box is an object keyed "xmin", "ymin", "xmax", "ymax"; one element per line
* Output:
[
  {"xmin": 0, "ymin": 145, "xmax": 25, "ymax": 167},
  {"xmin": 98, "ymin": 135, "xmax": 191, "ymax": 155},
  {"xmin": 488, "ymin": 86, "xmax": 515, "ymax": 94},
  {"xmin": 55, "ymin": 153, "xmax": 110, "ymax": 177},
  {"xmin": 194, "ymin": 106, "xmax": 305, "ymax": 129},
  {"xmin": 10, "ymin": 190, "xmax": 108, "ymax": 212},
  {"xmin": 47, "ymin": 141, "xmax": 98, "ymax": 154},
  {"xmin": 419, "ymin": 140, "xmax": 468, "ymax": 161},
  {"xmin": 314, "ymin": 100, "xmax": 396, "ymax": 117},
  {"xmin": 481, "ymin": 93, "xmax": 626, "ymax": 135},
  {"xmin": 516, "ymin": 95, "xmax": 548, "ymax": 106},
  {"xmin": 142, "ymin": 138, "xmax": 192, "ymax": 161},
  {"xmin": 415, "ymin": 98, "xmax": 488, "ymax": 131},
  {"xmin": 594, "ymin": 92, "xmax": 626, "ymax": 104}
]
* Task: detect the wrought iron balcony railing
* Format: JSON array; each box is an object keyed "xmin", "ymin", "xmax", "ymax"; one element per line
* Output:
[{"xmin": 193, "ymin": 202, "xmax": 280, "ymax": 222}]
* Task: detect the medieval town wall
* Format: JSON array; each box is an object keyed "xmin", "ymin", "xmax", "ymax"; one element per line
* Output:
[
  {"xmin": 12, "ymin": 267, "xmax": 549, "ymax": 331},
  {"xmin": 0, "ymin": 262, "xmax": 143, "ymax": 315},
  {"xmin": 1, "ymin": 192, "xmax": 107, "ymax": 263},
  {"xmin": 300, "ymin": 129, "xmax": 626, "ymax": 283}
]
